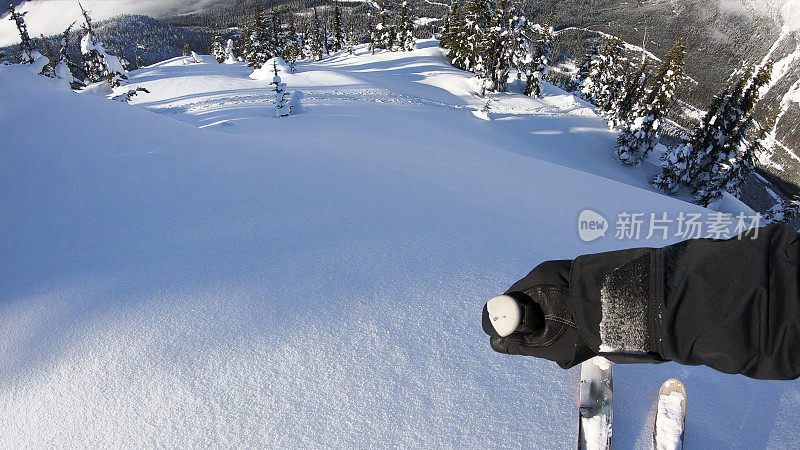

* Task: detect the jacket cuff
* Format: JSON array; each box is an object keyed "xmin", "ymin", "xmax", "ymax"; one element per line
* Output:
[{"xmin": 569, "ymin": 248, "xmax": 666, "ymax": 364}]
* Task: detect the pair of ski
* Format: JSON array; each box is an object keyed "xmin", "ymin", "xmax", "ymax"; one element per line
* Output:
[{"xmin": 578, "ymin": 357, "xmax": 686, "ymax": 450}]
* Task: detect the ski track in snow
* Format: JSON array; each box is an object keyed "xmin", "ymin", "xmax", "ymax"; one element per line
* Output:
[{"xmin": 0, "ymin": 40, "xmax": 796, "ymax": 448}]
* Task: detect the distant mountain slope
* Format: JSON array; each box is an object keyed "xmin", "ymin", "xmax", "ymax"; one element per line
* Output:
[{"xmin": 1, "ymin": 15, "xmax": 211, "ymax": 72}]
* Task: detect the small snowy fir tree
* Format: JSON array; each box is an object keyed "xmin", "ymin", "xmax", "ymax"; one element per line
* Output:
[
  {"xmin": 271, "ymin": 61, "xmax": 291, "ymax": 117},
  {"xmin": 40, "ymin": 34, "xmax": 58, "ymax": 77},
  {"xmin": 224, "ymin": 38, "xmax": 238, "ymax": 64},
  {"xmin": 55, "ymin": 22, "xmax": 81, "ymax": 88},
  {"xmin": 615, "ymin": 34, "xmax": 687, "ymax": 165},
  {"xmin": 8, "ymin": 1, "xmax": 34, "ymax": 63},
  {"xmin": 79, "ymin": 2, "xmax": 127, "ymax": 87},
  {"xmin": 112, "ymin": 87, "xmax": 150, "ymax": 103},
  {"xmin": 397, "ymin": 2, "xmax": 415, "ymax": 51},
  {"xmin": 525, "ymin": 12, "xmax": 554, "ymax": 97},
  {"xmin": 212, "ymin": 35, "xmax": 227, "ymax": 63},
  {"xmin": 332, "ymin": 0, "xmax": 344, "ymax": 52},
  {"xmin": 575, "ymin": 44, "xmax": 599, "ymax": 91}
]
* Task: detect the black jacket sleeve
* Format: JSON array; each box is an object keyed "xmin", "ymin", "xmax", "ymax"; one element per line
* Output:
[{"xmin": 568, "ymin": 223, "xmax": 800, "ymax": 379}]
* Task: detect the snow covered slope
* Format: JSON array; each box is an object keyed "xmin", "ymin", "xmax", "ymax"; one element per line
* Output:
[{"xmin": 1, "ymin": 42, "xmax": 797, "ymax": 448}]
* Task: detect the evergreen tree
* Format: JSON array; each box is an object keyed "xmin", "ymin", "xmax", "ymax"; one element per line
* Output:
[
  {"xmin": 691, "ymin": 62, "xmax": 773, "ymax": 205},
  {"xmin": 371, "ymin": 4, "xmax": 395, "ymax": 52},
  {"xmin": 607, "ymin": 58, "xmax": 648, "ymax": 127},
  {"xmin": 616, "ymin": 34, "xmax": 687, "ymax": 165},
  {"xmin": 525, "ymin": 12, "xmax": 554, "ymax": 97},
  {"xmin": 483, "ymin": 0, "xmax": 514, "ymax": 93},
  {"xmin": 40, "ymin": 35, "xmax": 57, "ymax": 77},
  {"xmin": 212, "ymin": 34, "xmax": 227, "ymax": 63},
  {"xmin": 580, "ymin": 37, "xmax": 627, "ymax": 111},
  {"xmin": 225, "ymin": 38, "xmax": 238, "ymax": 63},
  {"xmin": 285, "ymin": 12, "xmax": 302, "ymax": 72},
  {"xmin": 440, "ymin": 0, "xmax": 461, "ymax": 50},
  {"xmin": 576, "ymin": 44, "xmax": 600, "ymax": 90},
  {"xmin": 652, "ymin": 67, "xmax": 743, "ymax": 194},
  {"xmin": 306, "ymin": 9, "xmax": 325, "ymax": 61},
  {"xmin": 460, "ymin": 0, "xmax": 494, "ymax": 89},
  {"xmin": 79, "ymin": 2, "xmax": 127, "ymax": 87},
  {"xmin": 8, "ymin": 0, "xmax": 34, "ymax": 63},
  {"xmin": 442, "ymin": 0, "xmax": 470, "ymax": 70},
  {"xmin": 238, "ymin": 22, "xmax": 253, "ymax": 62},
  {"xmin": 271, "ymin": 60, "xmax": 291, "ymax": 117},
  {"xmin": 55, "ymin": 22, "xmax": 80, "ymax": 87},
  {"xmin": 397, "ymin": 2, "xmax": 415, "ymax": 51},
  {"xmin": 332, "ymin": 0, "xmax": 344, "ymax": 52},
  {"xmin": 243, "ymin": 5, "xmax": 270, "ymax": 69},
  {"xmin": 764, "ymin": 197, "xmax": 800, "ymax": 224},
  {"xmin": 269, "ymin": 14, "xmax": 283, "ymax": 58},
  {"xmin": 653, "ymin": 62, "xmax": 770, "ymax": 200}
]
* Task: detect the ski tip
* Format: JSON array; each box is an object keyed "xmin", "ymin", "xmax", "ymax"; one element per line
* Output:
[
  {"xmin": 658, "ymin": 378, "xmax": 686, "ymax": 415},
  {"xmin": 659, "ymin": 379, "xmax": 686, "ymax": 394}
]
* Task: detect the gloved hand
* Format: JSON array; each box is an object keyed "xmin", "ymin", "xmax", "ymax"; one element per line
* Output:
[{"xmin": 482, "ymin": 260, "xmax": 596, "ymax": 369}]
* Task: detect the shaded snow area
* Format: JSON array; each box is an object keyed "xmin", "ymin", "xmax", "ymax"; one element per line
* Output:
[{"xmin": 2, "ymin": 41, "xmax": 799, "ymax": 447}]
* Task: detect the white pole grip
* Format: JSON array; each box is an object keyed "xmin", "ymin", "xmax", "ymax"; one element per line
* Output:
[{"xmin": 486, "ymin": 295, "xmax": 522, "ymax": 337}]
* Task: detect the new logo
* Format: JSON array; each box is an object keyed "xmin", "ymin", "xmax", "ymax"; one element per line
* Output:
[{"xmin": 578, "ymin": 209, "xmax": 608, "ymax": 242}]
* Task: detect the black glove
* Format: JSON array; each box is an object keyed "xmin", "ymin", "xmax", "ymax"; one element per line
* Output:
[{"xmin": 482, "ymin": 260, "xmax": 596, "ymax": 369}]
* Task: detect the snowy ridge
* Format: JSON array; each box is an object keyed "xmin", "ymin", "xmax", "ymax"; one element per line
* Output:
[
  {"xmin": 1, "ymin": 41, "xmax": 797, "ymax": 448},
  {"xmin": 554, "ymin": 27, "xmax": 663, "ymax": 63}
]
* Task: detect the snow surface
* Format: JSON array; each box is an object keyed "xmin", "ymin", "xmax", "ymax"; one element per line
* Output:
[{"xmin": 1, "ymin": 40, "xmax": 798, "ymax": 447}]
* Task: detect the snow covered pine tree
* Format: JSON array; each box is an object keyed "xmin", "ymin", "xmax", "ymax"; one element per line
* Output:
[
  {"xmin": 7, "ymin": 0, "xmax": 35, "ymax": 64},
  {"xmin": 55, "ymin": 22, "xmax": 82, "ymax": 89},
  {"xmin": 332, "ymin": 0, "xmax": 344, "ymax": 52},
  {"xmin": 284, "ymin": 13, "xmax": 302, "ymax": 72},
  {"xmin": 242, "ymin": 5, "xmax": 271, "ymax": 69},
  {"xmin": 525, "ymin": 12, "xmax": 554, "ymax": 97},
  {"xmin": 224, "ymin": 39, "xmax": 238, "ymax": 64},
  {"xmin": 78, "ymin": 2, "xmax": 127, "ymax": 87},
  {"xmin": 212, "ymin": 35, "xmax": 227, "ymax": 63},
  {"xmin": 269, "ymin": 60, "xmax": 303, "ymax": 117},
  {"xmin": 371, "ymin": 3, "xmax": 396, "ymax": 53},
  {"xmin": 398, "ymin": 2, "xmax": 416, "ymax": 51},
  {"xmin": 654, "ymin": 61, "xmax": 773, "ymax": 205},
  {"xmin": 616, "ymin": 34, "xmax": 687, "ymax": 165},
  {"xmin": 580, "ymin": 36, "xmax": 627, "ymax": 114}
]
